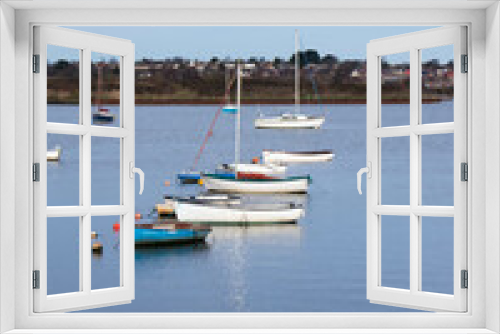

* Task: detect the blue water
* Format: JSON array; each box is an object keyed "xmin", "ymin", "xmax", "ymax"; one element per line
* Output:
[{"xmin": 46, "ymin": 102, "xmax": 454, "ymax": 312}]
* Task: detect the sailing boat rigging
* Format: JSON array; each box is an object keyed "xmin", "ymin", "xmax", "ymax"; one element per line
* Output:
[
  {"xmin": 219, "ymin": 64, "xmax": 287, "ymax": 176},
  {"xmin": 92, "ymin": 60, "xmax": 115, "ymax": 124},
  {"xmin": 254, "ymin": 29, "xmax": 325, "ymax": 129},
  {"xmin": 202, "ymin": 63, "xmax": 310, "ymax": 194}
]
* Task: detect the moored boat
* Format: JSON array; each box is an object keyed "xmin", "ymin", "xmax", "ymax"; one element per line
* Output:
[
  {"xmin": 218, "ymin": 162, "xmax": 287, "ymax": 175},
  {"xmin": 254, "ymin": 30, "xmax": 325, "ymax": 130},
  {"xmin": 177, "ymin": 171, "xmax": 235, "ymax": 184},
  {"xmin": 202, "ymin": 173, "xmax": 310, "ymax": 194},
  {"xmin": 262, "ymin": 149, "xmax": 334, "ymax": 164},
  {"xmin": 255, "ymin": 114, "xmax": 325, "ymax": 129},
  {"xmin": 47, "ymin": 145, "xmax": 62, "ymax": 161},
  {"xmin": 134, "ymin": 222, "xmax": 211, "ymax": 245},
  {"xmin": 157, "ymin": 194, "xmax": 242, "ymax": 218},
  {"xmin": 175, "ymin": 200, "xmax": 305, "ymax": 224},
  {"xmin": 92, "ymin": 109, "xmax": 115, "ymax": 124}
]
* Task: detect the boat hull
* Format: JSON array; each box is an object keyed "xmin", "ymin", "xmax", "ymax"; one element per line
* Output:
[
  {"xmin": 255, "ymin": 116, "xmax": 325, "ymax": 129},
  {"xmin": 225, "ymin": 163, "xmax": 287, "ymax": 174},
  {"xmin": 175, "ymin": 202, "xmax": 304, "ymax": 223},
  {"xmin": 47, "ymin": 151, "xmax": 60, "ymax": 161},
  {"xmin": 202, "ymin": 175, "xmax": 309, "ymax": 194},
  {"xmin": 92, "ymin": 113, "xmax": 115, "ymax": 124},
  {"xmin": 135, "ymin": 226, "xmax": 210, "ymax": 245},
  {"xmin": 263, "ymin": 150, "xmax": 334, "ymax": 164}
]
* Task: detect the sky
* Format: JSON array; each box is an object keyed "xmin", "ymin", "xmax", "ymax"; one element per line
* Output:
[{"xmin": 54, "ymin": 26, "xmax": 452, "ymax": 63}]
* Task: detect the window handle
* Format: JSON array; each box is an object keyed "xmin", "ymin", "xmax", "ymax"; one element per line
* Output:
[
  {"xmin": 357, "ymin": 162, "xmax": 372, "ymax": 195},
  {"xmin": 129, "ymin": 162, "xmax": 145, "ymax": 195}
]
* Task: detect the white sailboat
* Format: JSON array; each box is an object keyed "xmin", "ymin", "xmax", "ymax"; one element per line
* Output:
[
  {"xmin": 262, "ymin": 149, "xmax": 334, "ymax": 164},
  {"xmin": 175, "ymin": 200, "xmax": 305, "ymax": 224},
  {"xmin": 254, "ymin": 30, "xmax": 325, "ymax": 129},
  {"xmin": 202, "ymin": 64, "xmax": 311, "ymax": 194}
]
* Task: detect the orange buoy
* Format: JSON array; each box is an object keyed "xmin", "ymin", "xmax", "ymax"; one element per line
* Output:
[
  {"xmin": 252, "ymin": 157, "xmax": 260, "ymax": 164},
  {"xmin": 135, "ymin": 213, "xmax": 142, "ymax": 220},
  {"xmin": 113, "ymin": 223, "xmax": 120, "ymax": 232},
  {"xmin": 164, "ymin": 180, "xmax": 171, "ymax": 187}
]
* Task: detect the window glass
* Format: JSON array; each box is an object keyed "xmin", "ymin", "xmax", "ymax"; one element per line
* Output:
[
  {"xmin": 47, "ymin": 217, "xmax": 80, "ymax": 295},
  {"xmin": 381, "ymin": 52, "xmax": 410, "ymax": 127},
  {"xmin": 91, "ymin": 52, "xmax": 121, "ymax": 127},
  {"xmin": 421, "ymin": 45, "xmax": 454, "ymax": 124},
  {"xmin": 47, "ymin": 45, "xmax": 80, "ymax": 124},
  {"xmin": 47, "ymin": 134, "xmax": 80, "ymax": 206}
]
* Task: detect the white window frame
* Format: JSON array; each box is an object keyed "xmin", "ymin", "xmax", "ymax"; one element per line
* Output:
[
  {"xmin": 366, "ymin": 26, "xmax": 467, "ymax": 312},
  {"xmin": 1, "ymin": 3, "xmax": 498, "ymax": 333},
  {"xmin": 32, "ymin": 26, "xmax": 136, "ymax": 313}
]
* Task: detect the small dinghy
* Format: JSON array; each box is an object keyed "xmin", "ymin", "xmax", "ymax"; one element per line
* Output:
[
  {"xmin": 262, "ymin": 149, "xmax": 334, "ymax": 164},
  {"xmin": 255, "ymin": 114, "xmax": 325, "ymax": 129},
  {"xmin": 177, "ymin": 171, "xmax": 235, "ymax": 184},
  {"xmin": 134, "ymin": 222, "xmax": 212, "ymax": 245},
  {"xmin": 202, "ymin": 173, "xmax": 310, "ymax": 194},
  {"xmin": 92, "ymin": 109, "xmax": 115, "ymax": 124},
  {"xmin": 177, "ymin": 171, "xmax": 202, "ymax": 184},
  {"xmin": 175, "ymin": 200, "xmax": 305, "ymax": 224},
  {"xmin": 47, "ymin": 145, "xmax": 62, "ymax": 161},
  {"xmin": 157, "ymin": 194, "xmax": 242, "ymax": 218},
  {"xmin": 218, "ymin": 162, "xmax": 287, "ymax": 175}
]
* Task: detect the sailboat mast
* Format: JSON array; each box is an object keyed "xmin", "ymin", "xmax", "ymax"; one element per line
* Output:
[
  {"xmin": 235, "ymin": 63, "xmax": 241, "ymax": 178},
  {"xmin": 97, "ymin": 62, "xmax": 103, "ymax": 111},
  {"xmin": 295, "ymin": 29, "xmax": 300, "ymax": 114}
]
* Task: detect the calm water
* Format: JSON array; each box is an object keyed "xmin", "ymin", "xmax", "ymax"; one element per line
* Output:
[{"xmin": 46, "ymin": 102, "xmax": 454, "ymax": 312}]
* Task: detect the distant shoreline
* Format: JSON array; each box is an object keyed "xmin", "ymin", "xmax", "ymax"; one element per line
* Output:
[{"xmin": 49, "ymin": 97, "xmax": 449, "ymax": 105}]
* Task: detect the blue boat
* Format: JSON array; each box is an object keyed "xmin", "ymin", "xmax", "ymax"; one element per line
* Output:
[
  {"xmin": 135, "ymin": 222, "xmax": 211, "ymax": 246},
  {"xmin": 92, "ymin": 109, "xmax": 115, "ymax": 124},
  {"xmin": 177, "ymin": 171, "xmax": 235, "ymax": 184},
  {"xmin": 222, "ymin": 104, "xmax": 238, "ymax": 114}
]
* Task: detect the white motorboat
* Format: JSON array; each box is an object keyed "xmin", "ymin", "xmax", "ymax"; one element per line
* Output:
[
  {"xmin": 47, "ymin": 145, "xmax": 62, "ymax": 161},
  {"xmin": 202, "ymin": 173, "xmax": 310, "ymax": 194},
  {"xmin": 262, "ymin": 149, "xmax": 334, "ymax": 164},
  {"xmin": 157, "ymin": 194, "xmax": 241, "ymax": 217},
  {"xmin": 218, "ymin": 163, "xmax": 287, "ymax": 175},
  {"xmin": 254, "ymin": 30, "xmax": 325, "ymax": 130},
  {"xmin": 175, "ymin": 200, "xmax": 305, "ymax": 224},
  {"xmin": 255, "ymin": 114, "xmax": 325, "ymax": 129}
]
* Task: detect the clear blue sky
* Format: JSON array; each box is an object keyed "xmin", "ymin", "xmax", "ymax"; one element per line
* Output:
[{"xmin": 60, "ymin": 26, "xmax": 452, "ymax": 62}]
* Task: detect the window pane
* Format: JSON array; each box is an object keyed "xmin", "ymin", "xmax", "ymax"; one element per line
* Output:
[
  {"xmin": 421, "ymin": 217, "xmax": 454, "ymax": 295},
  {"xmin": 421, "ymin": 45, "xmax": 454, "ymax": 124},
  {"xmin": 381, "ymin": 215, "xmax": 410, "ymax": 290},
  {"xmin": 47, "ymin": 45, "xmax": 80, "ymax": 124},
  {"xmin": 47, "ymin": 217, "xmax": 80, "ymax": 295},
  {"xmin": 421, "ymin": 133, "xmax": 454, "ymax": 206},
  {"xmin": 91, "ymin": 137, "xmax": 121, "ymax": 206},
  {"xmin": 380, "ymin": 52, "xmax": 410, "ymax": 127},
  {"xmin": 91, "ymin": 52, "xmax": 120, "ymax": 127},
  {"xmin": 47, "ymin": 133, "xmax": 80, "ymax": 206},
  {"xmin": 381, "ymin": 136, "xmax": 410, "ymax": 205},
  {"xmin": 91, "ymin": 216, "xmax": 121, "ymax": 290}
]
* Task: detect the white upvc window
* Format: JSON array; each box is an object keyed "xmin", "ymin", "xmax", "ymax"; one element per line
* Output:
[
  {"xmin": 364, "ymin": 26, "xmax": 468, "ymax": 312},
  {"xmin": 30, "ymin": 24, "xmax": 469, "ymax": 315},
  {"xmin": 32, "ymin": 26, "xmax": 138, "ymax": 312},
  {"xmin": 4, "ymin": 3, "xmax": 496, "ymax": 333}
]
